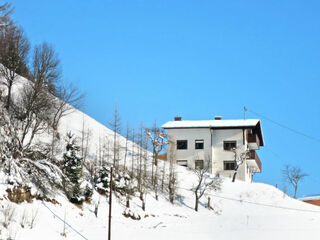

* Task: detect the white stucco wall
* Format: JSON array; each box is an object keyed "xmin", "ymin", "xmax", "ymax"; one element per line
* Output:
[
  {"xmin": 167, "ymin": 127, "xmax": 254, "ymax": 182},
  {"xmin": 167, "ymin": 128, "xmax": 211, "ymax": 169},
  {"xmin": 211, "ymin": 129, "xmax": 247, "ymax": 181}
]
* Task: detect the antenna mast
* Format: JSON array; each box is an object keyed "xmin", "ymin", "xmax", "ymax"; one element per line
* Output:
[{"xmin": 244, "ymin": 106, "xmax": 247, "ymax": 120}]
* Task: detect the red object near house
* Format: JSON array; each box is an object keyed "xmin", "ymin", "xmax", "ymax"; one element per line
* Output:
[{"xmin": 300, "ymin": 195, "xmax": 320, "ymax": 206}]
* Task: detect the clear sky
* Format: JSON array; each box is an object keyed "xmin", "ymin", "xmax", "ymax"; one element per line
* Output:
[{"xmin": 10, "ymin": 0, "xmax": 320, "ymax": 197}]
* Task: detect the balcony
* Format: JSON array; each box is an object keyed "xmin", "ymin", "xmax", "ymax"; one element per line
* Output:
[
  {"xmin": 246, "ymin": 150, "xmax": 262, "ymax": 173},
  {"xmin": 247, "ymin": 133, "xmax": 260, "ymax": 150}
]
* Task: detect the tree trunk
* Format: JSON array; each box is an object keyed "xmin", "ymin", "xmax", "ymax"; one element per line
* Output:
[
  {"xmin": 195, "ymin": 195, "xmax": 199, "ymax": 212},
  {"xmin": 140, "ymin": 190, "xmax": 143, "ymax": 201},
  {"xmin": 232, "ymin": 171, "xmax": 237, "ymax": 182},
  {"xmin": 142, "ymin": 199, "xmax": 145, "ymax": 211},
  {"xmin": 6, "ymin": 81, "xmax": 12, "ymax": 110},
  {"xmin": 294, "ymin": 185, "xmax": 297, "ymax": 199},
  {"xmin": 169, "ymin": 181, "xmax": 174, "ymax": 204},
  {"xmin": 126, "ymin": 197, "xmax": 130, "ymax": 208},
  {"xmin": 151, "ymin": 150, "xmax": 155, "ymax": 185},
  {"xmin": 161, "ymin": 163, "xmax": 165, "ymax": 191},
  {"xmin": 124, "ymin": 137, "xmax": 128, "ymax": 170},
  {"xmin": 94, "ymin": 205, "xmax": 98, "ymax": 217},
  {"xmin": 154, "ymin": 164, "xmax": 159, "ymax": 200},
  {"xmin": 155, "ymin": 186, "xmax": 158, "ymax": 201}
]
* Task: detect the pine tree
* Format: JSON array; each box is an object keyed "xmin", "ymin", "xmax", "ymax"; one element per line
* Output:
[{"xmin": 63, "ymin": 132, "xmax": 84, "ymax": 204}]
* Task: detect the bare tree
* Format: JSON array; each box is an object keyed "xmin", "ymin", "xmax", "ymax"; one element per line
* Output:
[
  {"xmin": 160, "ymin": 161, "xmax": 166, "ymax": 191},
  {"xmin": 167, "ymin": 139, "xmax": 178, "ymax": 204},
  {"xmin": 130, "ymin": 128, "xmax": 135, "ymax": 178},
  {"xmin": 31, "ymin": 42, "xmax": 61, "ymax": 94},
  {"xmin": 0, "ymin": 24, "xmax": 30, "ymax": 109},
  {"xmin": 192, "ymin": 157, "xmax": 222, "ymax": 212},
  {"xmin": 136, "ymin": 122, "xmax": 145, "ymax": 193},
  {"xmin": 123, "ymin": 123, "xmax": 130, "ymax": 170},
  {"xmin": 231, "ymin": 147, "xmax": 249, "ymax": 182},
  {"xmin": 8, "ymin": 42, "xmax": 64, "ymax": 153},
  {"xmin": 108, "ymin": 102, "xmax": 121, "ymax": 170},
  {"xmin": 141, "ymin": 134, "xmax": 150, "ymax": 210},
  {"xmin": 51, "ymin": 82, "xmax": 84, "ymax": 131},
  {"xmin": 9, "ymin": 43, "xmax": 62, "ymax": 152},
  {"xmin": 103, "ymin": 135, "xmax": 111, "ymax": 165},
  {"xmin": 80, "ymin": 116, "xmax": 91, "ymax": 175},
  {"xmin": 282, "ymin": 165, "xmax": 308, "ymax": 199},
  {"xmin": 11, "ymin": 81, "xmax": 53, "ymax": 152},
  {"xmin": 145, "ymin": 124, "xmax": 167, "ymax": 200},
  {"xmin": 0, "ymin": 3, "xmax": 14, "ymax": 28}
]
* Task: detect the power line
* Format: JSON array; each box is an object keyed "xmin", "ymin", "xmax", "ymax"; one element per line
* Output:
[
  {"xmin": 176, "ymin": 186, "xmax": 320, "ymax": 213},
  {"xmin": 246, "ymin": 107, "xmax": 320, "ymax": 143},
  {"xmin": 209, "ymin": 193, "xmax": 320, "ymax": 213},
  {"xmin": 42, "ymin": 201, "xmax": 89, "ymax": 240}
]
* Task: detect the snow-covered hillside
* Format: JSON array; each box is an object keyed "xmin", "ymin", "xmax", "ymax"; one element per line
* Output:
[
  {"xmin": 1, "ymin": 166, "xmax": 320, "ymax": 240},
  {"xmin": 1, "ymin": 74, "xmax": 320, "ymax": 240}
]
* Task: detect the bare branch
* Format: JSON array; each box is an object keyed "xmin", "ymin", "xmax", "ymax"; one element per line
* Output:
[{"xmin": 282, "ymin": 165, "xmax": 308, "ymax": 198}]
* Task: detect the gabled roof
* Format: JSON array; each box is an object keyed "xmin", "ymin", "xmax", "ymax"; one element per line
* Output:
[
  {"xmin": 299, "ymin": 195, "xmax": 320, "ymax": 201},
  {"xmin": 162, "ymin": 119, "xmax": 264, "ymax": 146},
  {"xmin": 162, "ymin": 119, "xmax": 260, "ymax": 129}
]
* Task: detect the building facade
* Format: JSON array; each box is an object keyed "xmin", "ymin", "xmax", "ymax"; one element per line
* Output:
[{"xmin": 162, "ymin": 117, "xmax": 264, "ymax": 182}]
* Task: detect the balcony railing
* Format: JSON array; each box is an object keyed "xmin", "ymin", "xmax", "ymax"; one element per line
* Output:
[
  {"xmin": 247, "ymin": 133, "xmax": 260, "ymax": 150},
  {"xmin": 248, "ymin": 150, "xmax": 262, "ymax": 172}
]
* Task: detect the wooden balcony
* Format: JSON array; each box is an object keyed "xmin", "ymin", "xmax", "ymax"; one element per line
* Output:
[
  {"xmin": 247, "ymin": 133, "xmax": 260, "ymax": 150},
  {"xmin": 247, "ymin": 150, "xmax": 262, "ymax": 173}
]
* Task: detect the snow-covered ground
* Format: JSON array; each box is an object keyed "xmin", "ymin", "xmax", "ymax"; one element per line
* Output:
[
  {"xmin": 1, "ymin": 74, "xmax": 320, "ymax": 239},
  {"xmin": 1, "ymin": 165, "xmax": 320, "ymax": 240}
]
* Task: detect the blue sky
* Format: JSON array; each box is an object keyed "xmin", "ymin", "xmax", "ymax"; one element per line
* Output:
[{"xmin": 11, "ymin": 0, "xmax": 320, "ymax": 197}]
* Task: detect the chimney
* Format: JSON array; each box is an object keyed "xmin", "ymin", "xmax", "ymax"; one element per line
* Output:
[
  {"xmin": 174, "ymin": 116, "xmax": 182, "ymax": 121},
  {"xmin": 214, "ymin": 116, "xmax": 222, "ymax": 120}
]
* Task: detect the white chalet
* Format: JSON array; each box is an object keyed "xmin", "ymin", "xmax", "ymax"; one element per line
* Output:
[{"xmin": 162, "ymin": 116, "xmax": 264, "ymax": 182}]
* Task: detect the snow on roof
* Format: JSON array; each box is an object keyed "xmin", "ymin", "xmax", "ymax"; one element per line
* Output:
[
  {"xmin": 162, "ymin": 119, "xmax": 261, "ymax": 129},
  {"xmin": 299, "ymin": 195, "xmax": 320, "ymax": 201}
]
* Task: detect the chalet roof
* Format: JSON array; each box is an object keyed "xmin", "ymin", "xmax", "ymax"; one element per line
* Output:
[
  {"xmin": 162, "ymin": 119, "xmax": 264, "ymax": 146},
  {"xmin": 299, "ymin": 195, "xmax": 320, "ymax": 201},
  {"xmin": 162, "ymin": 119, "xmax": 260, "ymax": 129}
]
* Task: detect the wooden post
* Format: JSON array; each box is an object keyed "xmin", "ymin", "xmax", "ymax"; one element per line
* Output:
[{"xmin": 108, "ymin": 167, "xmax": 113, "ymax": 240}]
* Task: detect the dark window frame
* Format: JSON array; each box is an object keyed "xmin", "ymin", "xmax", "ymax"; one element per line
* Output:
[
  {"xmin": 224, "ymin": 161, "xmax": 236, "ymax": 170},
  {"xmin": 195, "ymin": 160, "xmax": 204, "ymax": 170},
  {"xmin": 177, "ymin": 160, "xmax": 188, "ymax": 167},
  {"xmin": 177, "ymin": 140, "xmax": 188, "ymax": 150},
  {"xmin": 223, "ymin": 141, "xmax": 237, "ymax": 151},
  {"xmin": 195, "ymin": 139, "xmax": 204, "ymax": 149}
]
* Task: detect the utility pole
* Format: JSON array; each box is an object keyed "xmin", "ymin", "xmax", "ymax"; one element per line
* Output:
[
  {"xmin": 108, "ymin": 167, "xmax": 113, "ymax": 240},
  {"xmin": 244, "ymin": 106, "xmax": 247, "ymax": 120}
]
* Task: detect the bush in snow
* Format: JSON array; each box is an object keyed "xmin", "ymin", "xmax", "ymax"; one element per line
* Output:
[
  {"xmin": 114, "ymin": 170, "xmax": 138, "ymax": 197},
  {"xmin": 94, "ymin": 166, "xmax": 110, "ymax": 195},
  {"xmin": 0, "ymin": 103, "xmax": 64, "ymax": 199},
  {"xmin": 123, "ymin": 208, "xmax": 141, "ymax": 220},
  {"xmin": 62, "ymin": 132, "xmax": 84, "ymax": 204},
  {"xmin": 94, "ymin": 166, "xmax": 138, "ymax": 198},
  {"xmin": 84, "ymin": 183, "xmax": 93, "ymax": 202},
  {"xmin": 1, "ymin": 204, "xmax": 15, "ymax": 228}
]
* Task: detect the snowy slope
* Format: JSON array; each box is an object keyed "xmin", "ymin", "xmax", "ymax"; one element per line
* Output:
[
  {"xmin": 1, "ymin": 74, "xmax": 320, "ymax": 239},
  {"xmin": 0, "ymin": 72, "xmax": 130, "ymax": 161},
  {"xmin": 1, "ymin": 166, "xmax": 320, "ymax": 240}
]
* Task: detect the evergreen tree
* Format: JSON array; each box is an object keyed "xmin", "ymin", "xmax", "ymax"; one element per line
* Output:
[{"xmin": 63, "ymin": 132, "xmax": 83, "ymax": 204}]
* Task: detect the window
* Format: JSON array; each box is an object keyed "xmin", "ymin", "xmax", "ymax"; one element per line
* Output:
[
  {"xmin": 177, "ymin": 160, "xmax": 188, "ymax": 167},
  {"xmin": 177, "ymin": 140, "xmax": 188, "ymax": 150},
  {"xmin": 195, "ymin": 160, "xmax": 204, "ymax": 170},
  {"xmin": 224, "ymin": 161, "xmax": 235, "ymax": 170},
  {"xmin": 223, "ymin": 141, "xmax": 236, "ymax": 150},
  {"xmin": 195, "ymin": 140, "xmax": 204, "ymax": 149}
]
